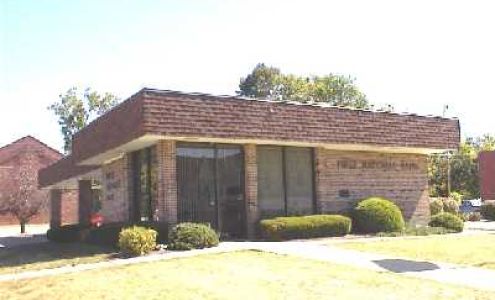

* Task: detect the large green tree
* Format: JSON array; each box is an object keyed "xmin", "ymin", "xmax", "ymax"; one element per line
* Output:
[
  {"xmin": 238, "ymin": 63, "xmax": 369, "ymax": 109},
  {"xmin": 428, "ymin": 134, "xmax": 495, "ymax": 199},
  {"xmin": 48, "ymin": 87, "xmax": 119, "ymax": 153}
]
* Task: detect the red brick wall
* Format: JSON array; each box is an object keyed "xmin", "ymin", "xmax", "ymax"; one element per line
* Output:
[
  {"xmin": 0, "ymin": 137, "xmax": 77, "ymax": 225},
  {"xmin": 100, "ymin": 156, "xmax": 130, "ymax": 223},
  {"xmin": 65, "ymin": 89, "xmax": 459, "ymax": 171},
  {"xmin": 479, "ymin": 151, "xmax": 495, "ymax": 200},
  {"xmin": 315, "ymin": 149, "xmax": 430, "ymax": 225},
  {"xmin": 142, "ymin": 92, "xmax": 459, "ymax": 149}
]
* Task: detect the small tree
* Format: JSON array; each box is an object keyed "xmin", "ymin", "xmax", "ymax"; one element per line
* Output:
[
  {"xmin": 0, "ymin": 151, "xmax": 48, "ymax": 234},
  {"xmin": 48, "ymin": 87, "xmax": 119, "ymax": 153}
]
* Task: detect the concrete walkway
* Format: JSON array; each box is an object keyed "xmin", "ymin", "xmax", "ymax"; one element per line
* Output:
[
  {"xmin": 1, "ymin": 239, "xmax": 495, "ymax": 292},
  {"xmin": 252, "ymin": 241, "xmax": 495, "ymax": 291}
]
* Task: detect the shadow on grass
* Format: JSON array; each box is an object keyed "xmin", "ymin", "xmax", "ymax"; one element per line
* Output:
[
  {"xmin": 0, "ymin": 237, "xmax": 117, "ymax": 272},
  {"xmin": 373, "ymin": 259, "xmax": 440, "ymax": 273}
]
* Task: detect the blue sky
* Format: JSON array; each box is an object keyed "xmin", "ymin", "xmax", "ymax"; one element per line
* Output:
[{"xmin": 1, "ymin": 0, "xmax": 494, "ymax": 151}]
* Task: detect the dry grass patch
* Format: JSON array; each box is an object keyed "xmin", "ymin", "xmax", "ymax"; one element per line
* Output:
[
  {"xmin": 2, "ymin": 251, "xmax": 494, "ymax": 300},
  {"xmin": 339, "ymin": 233, "xmax": 495, "ymax": 269},
  {"xmin": 0, "ymin": 242, "xmax": 116, "ymax": 274}
]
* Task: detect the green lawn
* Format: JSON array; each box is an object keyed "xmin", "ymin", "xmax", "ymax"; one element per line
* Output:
[
  {"xmin": 2, "ymin": 251, "xmax": 494, "ymax": 300},
  {"xmin": 0, "ymin": 242, "xmax": 116, "ymax": 274},
  {"xmin": 339, "ymin": 233, "xmax": 495, "ymax": 269}
]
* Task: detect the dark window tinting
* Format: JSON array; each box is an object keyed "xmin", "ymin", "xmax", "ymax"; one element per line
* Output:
[
  {"xmin": 257, "ymin": 146, "xmax": 315, "ymax": 218},
  {"xmin": 131, "ymin": 146, "xmax": 157, "ymax": 222},
  {"xmin": 176, "ymin": 143, "xmax": 245, "ymax": 238}
]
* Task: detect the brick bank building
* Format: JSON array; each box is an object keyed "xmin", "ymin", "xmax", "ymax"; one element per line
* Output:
[{"xmin": 39, "ymin": 89, "xmax": 460, "ymax": 238}]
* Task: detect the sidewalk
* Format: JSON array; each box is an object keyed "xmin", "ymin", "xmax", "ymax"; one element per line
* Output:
[{"xmin": 2, "ymin": 240, "xmax": 495, "ymax": 291}]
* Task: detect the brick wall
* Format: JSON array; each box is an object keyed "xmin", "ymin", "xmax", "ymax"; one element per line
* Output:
[
  {"xmin": 315, "ymin": 149, "xmax": 430, "ymax": 225},
  {"xmin": 244, "ymin": 144, "xmax": 258, "ymax": 238},
  {"xmin": 0, "ymin": 136, "xmax": 77, "ymax": 226},
  {"xmin": 65, "ymin": 88, "xmax": 459, "ymax": 167},
  {"xmin": 100, "ymin": 156, "xmax": 130, "ymax": 223},
  {"xmin": 156, "ymin": 140, "xmax": 177, "ymax": 224}
]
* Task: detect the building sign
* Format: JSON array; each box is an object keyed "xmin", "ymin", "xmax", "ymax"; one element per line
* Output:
[
  {"xmin": 336, "ymin": 159, "xmax": 419, "ymax": 171},
  {"xmin": 105, "ymin": 171, "xmax": 121, "ymax": 201}
]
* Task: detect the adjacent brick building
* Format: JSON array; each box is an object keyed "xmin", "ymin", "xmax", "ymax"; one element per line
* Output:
[
  {"xmin": 0, "ymin": 136, "xmax": 77, "ymax": 225},
  {"xmin": 39, "ymin": 89, "xmax": 460, "ymax": 238},
  {"xmin": 479, "ymin": 151, "xmax": 495, "ymax": 201}
]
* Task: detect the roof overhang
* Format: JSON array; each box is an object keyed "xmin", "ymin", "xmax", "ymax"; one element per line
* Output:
[{"xmin": 79, "ymin": 134, "xmax": 453, "ymax": 166}]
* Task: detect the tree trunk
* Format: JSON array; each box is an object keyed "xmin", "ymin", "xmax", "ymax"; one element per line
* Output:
[{"xmin": 20, "ymin": 221, "xmax": 26, "ymax": 234}]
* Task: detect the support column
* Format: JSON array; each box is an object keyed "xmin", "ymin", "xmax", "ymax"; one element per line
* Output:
[
  {"xmin": 78, "ymin": 180, "xmax": 93, "ymax": 226},
  {"xmin": 314, "ymin": 147, "xmax": 324, "ymax": 214},
  {"xmin": 244, "ymin": 144, "xmax": 258, "ymax": 239},
  {"xmin": 156, "ymin": 140, "xmax": 178, "ymax": 224},
  {"xmin": 49, "ymin": 189, "xmax": 62, "ymax": 229}
]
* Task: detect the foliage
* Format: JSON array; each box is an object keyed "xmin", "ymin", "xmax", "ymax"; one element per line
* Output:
[
  {"xmin": 46, "ymin": 224, "xmax": 88, "ymax": 243},
  {"xmin": 429, "ymin": 199, "xmax": 444, "ymax": 216},
  {"xmin": 428, "ymin": 134, "xmax": 495, "ymax": 199},
  {"xmin": 352, "ymin": 197, "xmax": 405, "ymax": 233},
  {"xmin": 86, "ymin": 222, "xmax": 168, "ymax": 247},
  {"xmin": 168, "ymin": 223, "xmax": 219, "ymax": 250},
  {"xmin": 480, "ymin": 203, "xmax": 495, "ymax": 221},
  {"xmin": 118, "ymin": 226, "xmax": 157, "ymax": 256},
  {"xmin": 48, "ymin": 87, "xmax": 119, "ymax": 153},
  {"xmin": 238, "ymin": 63, "xmax": 370, "ymax": 109},
  {"xmin": 442, "ymin": 198, "xmax": 460, "ymax": 215},
  {"xmin": 0, "ymin": 151, "xmax": 48, "ymax": 233},
  {"xmin": 429, "ymin": 212, "xmax": 464, "ymax": 232},
  {"xmin": 449, "ymin": 192, "xmax": 463, "ymax": 204},
  {"xmin": 259, "ymin": 215, "xmax": 351, "ymax": 241}
]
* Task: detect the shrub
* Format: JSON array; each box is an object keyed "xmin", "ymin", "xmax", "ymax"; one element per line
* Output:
[
  {"xmin": 46, "ymin": 224, "xmax": 88, "ymax": 243},
  {"xmin": 260, "ymin": 215, "xmax": 351, "ymax": 241},
  {"xmin": 442, "ymin": 198, "xmax": 459, "ymax": 215},
  {"xmin": 168, "ymin": 223, "xmax": 219, "ymax": 250},
  {"xmin": 118, "ymin": 226, "xmax": 157, "ymax": 256},
  {"xmin": 88, "ymin": 223, "xmax": 125, "ymax": 246},
  {"xmin": 481, "ymin": 204, "xmax": 495, "ymax": 221},
  {"xmin": 353, "ymin": 197, "xmax": 405, "ymax": 233},
  {"xmin": 429, "ymin": 199, "xmax": 444, "ymax": 216},
  {"xmin": 87, "ymin": 222, "xmax": 168, "ymax": 247},
  {"xmin": 429, "ymin": 212, "xmax": 464, "ymax": 232},
  {"xmin": 449, "ymin": 192, "xmax": 463, "ymax": 204}
]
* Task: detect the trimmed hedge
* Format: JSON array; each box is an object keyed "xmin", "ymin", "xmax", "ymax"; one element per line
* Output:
[
  {"xmin": 481, "ymin": 204, "xmax": 495, "ymax": 221},
  {"xmin": 353, "ymin": 197, "xmax": 405, "ymax": 233},
  {"xmin": 168, "ymin": 223, "xmax": 219, "ymax": 250},
  {"xmin": 118, "ymin": 226, "xmax": 157, "ymax": 256},
  {"xmin": 260, "ymin": 214, "xmax": 352, "ymax": 241},
  {"xmin": 46, "ymin": 224, "xmax": 88, "ymax": 243},
  {"xmin": 429, "ymin": 212, "xmax": 464, "ymax": 232}
]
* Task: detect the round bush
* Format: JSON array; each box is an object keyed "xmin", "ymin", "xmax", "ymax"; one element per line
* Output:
[
  {"xmin": 168, "ymin": 223, "xmax": 219, "ymax": 250},
  {"xmin": 353, "ymin": 197, "xmax": 405, "ymax": 233},
  {"xmin": 429, "ymin": 199, "xmax": 444, "ymax": 216},
  {"xmin": 481, "ymin": 204, "xmax": 495, "ymax": 221},
  {"xmin": 429, "ymin": 212, "xmax": 464, "ymax": 232},
  {"xmin": 118, "ymin": 226, "xmax": 157, "ymax": 256}
]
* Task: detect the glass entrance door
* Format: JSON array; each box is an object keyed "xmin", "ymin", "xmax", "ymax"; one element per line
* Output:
[
  {"xmin": 176, "ymin": 143, "xmax": 245, "ymax": 238},
  {"xmin": 216, "ymin": 146, "xmax": 245, "ymax": 238}
]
